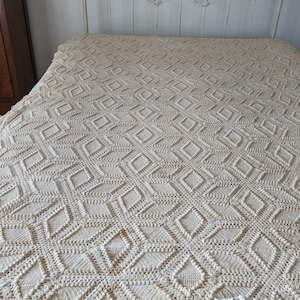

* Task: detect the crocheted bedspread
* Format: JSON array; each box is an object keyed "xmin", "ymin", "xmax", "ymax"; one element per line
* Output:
[{"xmin": 0, "ymin": 34, "xmax": 299, "ymax": 299}]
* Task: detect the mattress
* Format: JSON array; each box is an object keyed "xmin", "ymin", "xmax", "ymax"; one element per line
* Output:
[{"xmin": 0, "ymin": 34, "xmax": 299, "ymax": 299}]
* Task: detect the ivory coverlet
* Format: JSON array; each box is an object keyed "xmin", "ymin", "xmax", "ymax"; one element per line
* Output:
[{"xmin": 0, "ymin": 35, "xmax": 299, "ymax": 299}]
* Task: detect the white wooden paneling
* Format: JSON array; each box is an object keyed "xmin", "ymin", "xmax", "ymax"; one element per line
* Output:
[
  {"xmin": 88, "ymin": 0, "xmax": 111, "ymax": 33},
  {"xmin": 251, "ymin": 0, "xmax": 281, "ymax": 38},
  {"xmin": 111, "ymin": 0, "xmax": 134, "ymax": 34},
  {"xmin": 276, "ymin": 0, "xmax": 300, "ymax": 50},
  {"xmin": 180, "ymin": 1, "xmax": 203, "ymax": 37},
  {"xmin": 156, "ymin": 0, "xmax": 182, "ymax": 36},
  {"xmin": 132, "ymin": 0, "xmax": 157, "ymax": 35},
  {"xmin": 201, "ymin": 0, "xmax": 231, "ymax": 37},
  {"xmin": 85, "ymin": 0, "xmax": 285, "ymax": 38},
  {"xmin": 226, "ymin": 0, "xmax": 254, "ymax": 38}
]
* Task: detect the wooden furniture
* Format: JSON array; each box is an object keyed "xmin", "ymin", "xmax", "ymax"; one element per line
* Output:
[{"xmin": 0, "ymin": 0, "xmax": 35, "ymax": 115}]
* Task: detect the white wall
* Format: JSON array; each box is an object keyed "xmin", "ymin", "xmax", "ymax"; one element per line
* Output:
[
  {"xmin": 276, "ymin": 0, "xmax": 300, "ymax": 51},
  {"xmin": 26, "ymin": 0, "xmax": 300, "ymax": 79},
  {"xmin": 27, "ymin": 0, "xmax": 83, "ymax": 78}
]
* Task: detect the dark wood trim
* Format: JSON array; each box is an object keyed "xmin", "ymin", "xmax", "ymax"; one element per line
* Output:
[
  {"xmin": 0, "ymin": 0, "xmax": 36, "ymax": 114},
  {"xmin": 22, "ymin": 0, "xmax": 37, "ymax": 81},
  {"xmin": 0, "ymin": 28, "xmax": 14, "ymax": 98}
]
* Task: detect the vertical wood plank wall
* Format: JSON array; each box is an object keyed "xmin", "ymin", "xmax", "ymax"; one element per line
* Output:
[{"xmin": 86, "ymin": 0, "xmax": 283, "ymax": 38}]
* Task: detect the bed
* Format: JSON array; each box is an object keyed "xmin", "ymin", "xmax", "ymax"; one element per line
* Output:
[{"xmin": 0, "ymin": 1, "xmax": 299, "ymax": 299}]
